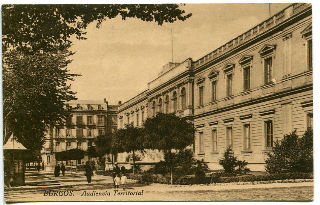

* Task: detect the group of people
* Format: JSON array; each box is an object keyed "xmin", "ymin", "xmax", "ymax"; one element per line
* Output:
[
  {"xmin": 54, "ymin": 161, "xmax": 128, "ymax": 188},
  {"xmin": 54, "ymin": 163, "xmax": 66, "ymax": 177},
  {"xmin": 112, "ymin": 163, "xmax": 127, "ymax": 189}
]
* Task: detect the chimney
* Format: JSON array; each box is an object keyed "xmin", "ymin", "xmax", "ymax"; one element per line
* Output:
[{"xmin": 118, "ymin": 101, "xmax": 122, "ymax": 105}]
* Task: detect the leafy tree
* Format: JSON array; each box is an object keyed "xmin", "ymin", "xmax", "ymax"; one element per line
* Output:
[
  {"xmin": 94, "ymin": 133, "xmax": 117, "ymax": 170},
  {"xmin": 265, "ymin": 129, "xmax": 313, "ymax": 173},
  {"xmin": 87, "ymin": 146, "xmax": 98, "ymax": 158},
  {"xmin": 113, "ymin": 124, "xmax": 144, "ymax": 174},
  {"xmin": 2, "ymin": 5, "xmax": 192, "ymax": 150},
  {"xmin": 144, "ymin": 113, "xmax": 195, "ymax": 184}
]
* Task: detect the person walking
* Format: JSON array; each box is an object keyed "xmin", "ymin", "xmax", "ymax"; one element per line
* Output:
[
  {"xmin": 85, "ymin": 161, "xmax": 93, "ymax": 184},
  {"xmin": 54, "ymin": 164, "xmax": 60, "ymax": 177},
  {"xmin": 61, "ymin": 163, "xmax": 66, "ymax": 176}
]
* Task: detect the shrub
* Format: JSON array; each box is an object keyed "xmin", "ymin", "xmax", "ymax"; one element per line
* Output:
[
  {"xmin": 219, "ymin": 147, "xmax": 249, "ymax": 175},
  {"xmin": 194, "ymin": 159, "xmax": 209, "ymax": 184},
  {"xmin": 265, "ymin": 129, "xmax": 313, "ymax": 174}
]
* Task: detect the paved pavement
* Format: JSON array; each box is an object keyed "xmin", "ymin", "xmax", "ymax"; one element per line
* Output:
[{"xmin": 4, "ymin": 170, "xmax": 314, "ymax": 202}]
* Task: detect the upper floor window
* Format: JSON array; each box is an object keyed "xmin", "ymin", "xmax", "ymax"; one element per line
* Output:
[
  {"xmin": 76, "ymin": 116, "xmax": 83, "ymax": 125},
  {"xmin": 181, "ymin": 87, "xmax": 186, "ymax": 110},
  {"xmin": 158, "ymin": 98, "xmax": 163, "ymax": 113},
  {"xmin": 199, "ymin": 86, "xmax": 204, "ymax": 106},
  {"xmin": 98, "ymin": 128, "xmax": 105, "ymax": 136},
  {"xmin": 152, "ymin": 101, "xmax": 156, "ymax": 116},
  {"xmin": 141, "ymin": 110, "xmax": 145, "ymax": 124},
  {"xmin": 119, "ymin": 118, "xmax": 123, "ymax": 128},
  {"xmin": 87, "ymin": 129, "xmax": 92, "ymax": 137},
  {"xmin": 211, "ymin": 81, "xmax": 217, "ymax": 101},
  {"xmin": 172, "ymin": 91, "xmax": 177, "ymax": 112},
  {"xmin": 243, "ymin": 66, "xmax": 251, "ymax": 91},
  {"xmin": 301, "ymin": 23, "xmax": 312, "ymax": 70},
  {"xmin": 136, "ymin": 113, "xmax": 139, "ymax": 126},
  {"xmin": 87, "ymin": 116, "xmax": 93, "ymax": 125},
  {"xmin": 66, "ymin": 129, "xmax": 71, "ymax": 137},
  {"xmin": 98, "ymin": 115, "xmax": 104, "ymax": 125},
  {"xmin": 259, "ymin": 45, "xmax": 276, "ymax": 85},
  {"xmin": 76, "ymin": 128, "xmax": 83, "ymax": 137},
  {"xmin": 165, "ymin": 95, "xmax": 169, "ymax": 113},
  {"xmin": 226, "ymin": 74, "xmax": 233, "ymax": 97},
  {"xmin": 264, "ymin": 57, "xmax": 273, "ymax": 84}
]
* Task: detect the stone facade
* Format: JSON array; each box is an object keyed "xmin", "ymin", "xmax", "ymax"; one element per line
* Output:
[
  {"xmin": 118, "ymin": 3, "xmax": 312, "ymax": 170},
  {"xmin": 41, "ymin": 99, "xmax": 118, "ymax": 171}
]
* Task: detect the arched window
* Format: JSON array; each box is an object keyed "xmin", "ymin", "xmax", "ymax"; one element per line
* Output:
[
  {"xmin": 152, "ymin": 101, "xmax": 156, "ymax": 117},
  {"xmin": 172, "ymin": 91, "xmax": 177, "ymax": 113},
  {"xmin": 158, "ymin": 98, "xmax": 163, "ymax": 113},
  {"xmin": 181, "ymin": 87, "xmax": 186, "ymax": 110},
  {"xmin": 165, "ymin": 95, "xmax": 169, "ymax": 113}
]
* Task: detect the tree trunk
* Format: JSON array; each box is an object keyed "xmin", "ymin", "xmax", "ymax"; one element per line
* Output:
[
  {"xmin": 132, "ymin": 150, "xmax": 136, "ymax": 175},
  {"xmin": 168, "ymin": 150, "xmax": 173, "ymax": 185}
]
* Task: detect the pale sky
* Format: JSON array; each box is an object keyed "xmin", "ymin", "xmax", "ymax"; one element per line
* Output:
[{"xmin": 68, "ymin": 3, "xmax": 290, "ymax": 104}]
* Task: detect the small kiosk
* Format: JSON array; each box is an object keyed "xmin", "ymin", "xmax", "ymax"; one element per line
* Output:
[{"xmin": 4, "ymin": 134, "xmax": 28, "ymax": 187}]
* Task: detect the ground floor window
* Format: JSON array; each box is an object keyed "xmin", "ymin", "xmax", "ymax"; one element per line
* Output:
[
  {"xmin": 212, "ymin": 129, "xmax": 218, "ymax": 152},
  {"xmin": 307, "ymin": 113, "xmax": 313, "ymax": 129},
  {"xmin": 226, "ymin": 126, "xmax": 233, "ymax": 149},
  {"xmin": 199, "ymin": 132, "xmax": 204, "ymax": 154},
  {"xmin": 243, "ymin": 124, "xmax": 251, "ymax": 151},
  {"xmin": 265, "ymin": 120, "xmax": 273, "ymax": 148}
]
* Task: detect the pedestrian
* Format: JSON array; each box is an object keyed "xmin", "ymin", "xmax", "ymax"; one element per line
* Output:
[
  {"xmin": 37, "ymin": 163, "xmax": 40, "ymax": 172},
  {"xmin": 61, "ymin": 163, "xmax": 66, "ymax": 176},
  {"xmin": 121, "ymin": 171, "xmax": 127, "ymax": 190},
  {"xmin": 42, "ymin": 162, "xmax": 45, "ymax": 170},
  {"xmin": 54, "ymin": 164, "xmax": 60, "ymax": 177},
  {"xmin": 114, "ymin": 173, "xmax": 121, "ymax": 189},
  {"xmin": 85, "ymin": 161, "xmax": 93, "ymax": 184}
]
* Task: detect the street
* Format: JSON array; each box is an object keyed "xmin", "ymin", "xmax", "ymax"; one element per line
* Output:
[{"xmin": 4, "ymin": 170, "xmax": 313, "ymax": 202}]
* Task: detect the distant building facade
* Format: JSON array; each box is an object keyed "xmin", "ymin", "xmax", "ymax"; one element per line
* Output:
[
  {"xmin": 41, "ymin": 99, "xmax": 118, "ymax": 170},
  {"xmin": 117, "ymin": 3, "xmax": 312, "ymax": 171}
]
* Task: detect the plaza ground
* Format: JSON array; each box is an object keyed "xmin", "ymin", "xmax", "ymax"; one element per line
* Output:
[{"xmin": 4, "ymin": 170, "xmax": 313, "ymax": 202}]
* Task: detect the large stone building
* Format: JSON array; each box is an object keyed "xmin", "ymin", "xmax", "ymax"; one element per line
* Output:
[
  {"xmin": 117, "ymin": 3, "xmax": 312, "ymax": 171},
  {"xmin": 41, "ymin": 99, "xmax": 118, "ymax": 170}
]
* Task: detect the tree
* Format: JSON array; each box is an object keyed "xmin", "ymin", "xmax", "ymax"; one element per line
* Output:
[
  {"xmin": 265, "ymin": 129, "xmax": 313, "ymax": 173},
  {"xmin": 94, "ymin": 133, "xmax": 116, "ymax": 170},
  {"xmin": 2, "ymin": 5, "xmax": 192, "ymax": 150},
  {"xmin": 113, "ymin": 124, "xmax": 145, "ymax": 174},
  {"xmin": 144, "ymin": 113, "xmax": 195, "ymax": 184}
]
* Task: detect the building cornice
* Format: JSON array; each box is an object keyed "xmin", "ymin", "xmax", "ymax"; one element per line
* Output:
[{"xmin": 194, "ymin": 83, "xmax": 312, "ymax": 119}]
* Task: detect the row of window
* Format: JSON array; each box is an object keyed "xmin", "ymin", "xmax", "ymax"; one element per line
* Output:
[
  {"xmin": 55, "ymin": 141, "xmax": 93, "ymax": 147},
  {"xmin": 55, "ymin": 128, "xmax": 105, "ymax": 137},
  {"xmin": 197, "ymin": 40, "xmax": 312, "ymax": 107},
  {"xmin": 198, "ymin": 120, "xmax": 274, "ymax": 154},
  {"xmin": 67, "ymin": 115, "xmax": 106, "ymax": 126},
  {"xmin": 198, "ymin": 113, "xmax": 313, "ymax": 154},
  {"xmin": 151, "ymin": 87, "xmax": 187, "ymax": 116}
]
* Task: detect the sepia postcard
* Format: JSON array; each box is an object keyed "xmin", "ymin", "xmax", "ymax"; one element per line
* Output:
[{"xmin": 2, "ymin": 2, "xmax": 314, "ymax": 203}]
